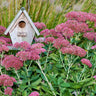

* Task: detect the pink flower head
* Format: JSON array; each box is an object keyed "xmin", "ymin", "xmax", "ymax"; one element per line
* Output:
[
  {"xmin": 91, "ymin": 45, "xmax": 96, "ymax": 49},
  {"xmin": 53, "ymin": 38, "xmax": 69, "ymax": 49},
  {"xmin": 45, "ymin": 37, "xmax": 55, "ymax": 43},
  {"xmin": 0, "ymin": 74, "xmax": 17, "ymax": 86},
  {"xmin": 0, "ymin": 39, "xmax": 6, "ymax": 45},
  {"xmin": 0, "ymin": 36, "xmax": 11, "ymax": 43},
  {"xmin": 0, "ymin": 45, "xmax": 9, "ymax": 52},
  {"xmin": 2, "ymin": 55, "xmax": 23, "ymax": 70},
  {"xmin": 55, "ymin": 23, "xmax": 65, "ymax": 32},
  {"xmin": 40, "ymin": 29, "xmax": 50, "ymax": 37},
  {"xmin": 29, "ymin": 91, "xmax": 39, "ymax": 96},
  {"xmin": 65, "ymin": 11, "xmax": 96, "ymax": 22},
  {"xmin": 61, "ymin": 45, "xmax": 86, "ymax": 57},
  {"xmin": 31, "ymin": 43, "xmax": 44, "ymax": 49},
  {"xmin": 34, "ymin": 22, "xmax": 46, "ymax": 29},
  {"xmin": 93, "ymin": 75, "xmax": 96, "ymax": 80},
  {"xmin": 83, "ymin": 32, "xmax": 95, "ymax": 41},
  {"xmin": 13, "ymin": 41, "xmax": 31, "ymax": 50},
  {"xmin": 61, "ymin": 27, "xmax": 74, "ymax": 38},
  {"xmin": 16, "ymin": 51, "xmax": 30, "ymax": 61},
  {"xmin": 81, "ymin": 58, "xmax": 92, "ymax": 68},
  {"xmin": 4, "ymin": 87, "xmax": 13, "ymax": 96},
  {"xmin": 0, "ymin": 26, "xmax": 6, "ymax": 35}
]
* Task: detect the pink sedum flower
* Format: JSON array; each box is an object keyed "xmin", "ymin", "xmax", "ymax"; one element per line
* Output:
[
  {"xmin": 40, "ymin": 29, "xmax": 50, "ymax": 37},
  {"xmin": 29, "ymin": 91, "xmax": 39, "ymax": 96},
  {"xmin": 61, "ymin": 45, "xmax": 86, "ymax": 57},
  {"xmin": 16, "ymin": 51, "xmax": 30, "ymax": 61},
  {"xmin": 53, "ymin": 37, "xmax": 69, "ymax": 49},
  {"xmin": 61, "ymin": 27, "xmax": 74, "ymax": 38},
  {"xmin": 0, "ymin": 74, "xmax": 17, "ymax": 86},
  {"xmin": 0, "ymin": 36, "xmax": 11, "ymax": 43},
  {"xmin": 34, "ymin": 22, "xmax": 46, "ymax": 29},
  {"xmin": 91, "ymin": 45, "xmax": 96, "ymax": 49},
  {"xmin": 93, "ymin": 75, "xmax": 96, "ymax": 80},
  {"xmin": 83, "ymin": 32, "xmax": 95, "ymax": 41},
  {"xmin": 45, "ymin": 37, "xmax": 55, "ymax": 43},
  {"xmin": 13, "ymin": 41, "xmax": 31, "ymax": 50},
  {"xmin": 4, "ymin": 87, "xmax": 13, "ymax": 96},
  {"xmin": 0, "ymin": 26, "xmax": 6, "ymax": 35},
  {"xmin": 2, "ymin": 55, "xmax": 23, "ymax": 70},
  {"xmin": 31, "ymin": 43, "xmax": 44, "ymax": 49},
  {"xmin": 0, "ymin": 39, "xmax": 6, "ymax": 45},
  {"xmin": 81, "ymin": 58, "xmax": 92, "ymax": 68}
]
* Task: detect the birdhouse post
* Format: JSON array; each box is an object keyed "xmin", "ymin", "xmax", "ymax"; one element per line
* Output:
[{"xmin": 4, "ymin": 7, "xmax": 40, "ymax": 45}]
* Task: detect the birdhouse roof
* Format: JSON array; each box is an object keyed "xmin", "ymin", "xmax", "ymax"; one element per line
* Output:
[{"xmin": 4, "ymin": 7, "xmax": 40, "ymax": 36}]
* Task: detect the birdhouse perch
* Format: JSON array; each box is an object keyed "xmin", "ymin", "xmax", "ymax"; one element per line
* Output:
[{"xmin": 4, "ymin": 7, "xmax": 40, "ymax": 45}]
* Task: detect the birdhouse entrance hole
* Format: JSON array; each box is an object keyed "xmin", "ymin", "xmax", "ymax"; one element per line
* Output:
[{"xmin": 18, "ymin": 21, "xmax": 26, "ymax": 28}]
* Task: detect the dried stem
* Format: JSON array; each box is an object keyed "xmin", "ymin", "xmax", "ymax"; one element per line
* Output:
[{"xmin": 36, "ymin": 60, "xmax": 56, "ymax": 96}]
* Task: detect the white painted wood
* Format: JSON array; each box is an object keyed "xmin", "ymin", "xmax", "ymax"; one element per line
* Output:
[
  {"xmin": 10, "ymin": 13, "xmax": 35, "ymax": 44},
  {"xmin": 4, "ymin": 10, "xmax": 22, "ymax": 35},
  {"xmin": 23, "ymin": 10, "xmax": 40, "ymax": 36},
  {"xmin": 4, "ymin": 8, "xmax": 40, "ymax": 36}
]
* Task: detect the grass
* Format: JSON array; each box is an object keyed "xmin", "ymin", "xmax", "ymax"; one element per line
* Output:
[{"xmin": 0, "ymin": 0, "xmax": 96, "ymax": 29}]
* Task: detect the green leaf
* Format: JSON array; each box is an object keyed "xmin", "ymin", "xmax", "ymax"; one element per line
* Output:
[
  {"xmin": 50, "ymin": 53, "xmax": 59, "ymax": 61},
  {"xmin": 61, "ymin": 82, "xmax": 70, "ymax": 88},
  {"xmin": 31, "ymin": 78, "xmax": 42, "ymax": 86},
  {"xmin": 22, "ymin": 91, "xmax": 27, "ymax": 96}
]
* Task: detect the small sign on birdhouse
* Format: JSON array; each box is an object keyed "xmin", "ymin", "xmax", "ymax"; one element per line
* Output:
[{"xmin": 4, "ymin": 7, "xmax": 40, "ymax": 44}]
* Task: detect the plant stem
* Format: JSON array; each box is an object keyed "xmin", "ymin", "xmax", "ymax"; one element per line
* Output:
[
  {"xmin": 44, "ymin": 43, "xmax": 51, "ymax": 69},
  {"xmin": 36, "ymin": 60, "xmax": 56, "ymax": 96},
  {"xmin": 79, "ymin": 65, "xmax": 86, "ymax": 81},
  {"xmin": 0, "ymin": 52, "xmax": 4, "ymax": 75},
  {"xmin": 28, "ymin": 60, "xmax": 33, "ymax": 70},
  {"xmin": 15, "ymin": 70, "xmax": 21, "ymax": 82},
  {"xmin": 59, "ymin": 50, "xmax": 66, "ymax": 71}
]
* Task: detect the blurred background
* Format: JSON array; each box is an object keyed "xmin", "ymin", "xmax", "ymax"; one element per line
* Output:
[{"xmin": 0, "ymin": 0, "xmax": 96, "ymax": 29}]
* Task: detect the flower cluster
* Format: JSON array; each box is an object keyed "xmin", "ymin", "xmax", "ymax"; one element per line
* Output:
[
  {"xmin": 16, "ymin": 51, "xmax": 30, "ymax": 61},
  {"xmin": 16, "ymin": 43, "xmax": 46, "ymax": 61},
  {"xmin": 0, "ymin": 39, "xmax": 6, "ymax": 45},
  {"xmin": 13, "ymin": 41, "xmax": 31, "ymax": 50},
  {"xmin": 65, "ymin": 11, "xmax": 96, "ymax": 23},
  {"xmin": 53, "ymin": 37, "xmax": 69, "ymax": 49},
  {"xmin": 2, "ymin": 55, "xmax": 23, "ymax": 70},
  {"xmin": 81, "ymin": 58, "xmax": 92, "ymax": 67},
  {"xmin": 91, "ymin": 45, "xmax": 96, "ymax": 49},
  {"xmin": 0, "ymin": 74, "xmax": 17, "ymax": 86},
  {"xmin": 29, "ymin": 91, "xmax": 39, "ymax": 96},
  {"xmin": 93, "ymin": 75, "xmax": 96, "ymax": 80},
  {"xmin": 0, "ymin": 26, "xmax": 6, "ymax": 35},
  {"xmin": 55, "ymin": 20, "xmax": 89, "ymax": 34},
  {"xmin": 34, "ymin": 22, "xmax": 46, "ymax": 29},
  {"xmin": 4, "ymin": 87, "xmax": 13, "ymax": 96},
  {"xmin": 0, "ymin": 36, "xmax": 11, "ymax": 43},
  {"xmin": 40, "ymin": 29, "xmax": 62, "ymax": 38},
  {"xmin": 83, "ymin": 32, "xmax": 96, "ymax": 41},
  {"xmin": 45, "ymin": 37, "xmax": 55, "ymax": 44},
  {"xmin": 0, "ymin": 45, "xmax": 9, "ymax": 52},
  {"xmin": 61, "ymin": 27, "xmax": 74, "ymax": 38},
  {"xmin": 61, "ymin": 45, "xmax": 86, "ymax": 57}
]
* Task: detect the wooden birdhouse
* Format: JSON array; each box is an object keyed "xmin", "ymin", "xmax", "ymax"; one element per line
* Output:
[{"xmin": 4, "ymin": 7, "xmax": 40, "ymax": 44}]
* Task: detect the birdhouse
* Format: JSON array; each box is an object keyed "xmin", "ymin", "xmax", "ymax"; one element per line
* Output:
[{"xmin": 4, "ymin": 7, "xmax": 40, "ymax": 45}]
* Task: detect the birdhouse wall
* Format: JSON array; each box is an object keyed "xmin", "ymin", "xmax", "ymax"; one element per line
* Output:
[{"xmin": 9, "ymin": 13, "xmax": 35, "ymax": 44}]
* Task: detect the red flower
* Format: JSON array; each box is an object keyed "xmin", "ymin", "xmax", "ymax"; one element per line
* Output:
[
  {"xmin": 0, "ymin": 74, "xmax": 17, "ymax": 86},
  {"xmin": 81, "ymin": 58, "xmax": 92, "ymax": 67},
  {"xmin": 2, "ymin": 55, "xmax": 23, "ymax": 70},
  {"xmin": 29, "ymin": 91, "xmax": 39, "ymax": 96},
  {"xmin": 4, "ymin": 87, "xmax": 13, "ymax": 96}
]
